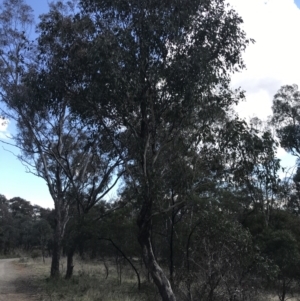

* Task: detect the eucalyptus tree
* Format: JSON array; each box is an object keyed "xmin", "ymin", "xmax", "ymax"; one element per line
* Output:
[
  {"xmin": 0, "ymin": 0, "xmax": 32, "ymax": 143},
  {"xmin": 2, "ymin": 93, "xmax": 122, "ymax": 277},
  {"xmin": 33, "ymin": 218, "xmax": 53, "ymax": 263},
  {"xmin": 0, "ymin": 0, "xmax": 123, "ymax": 278},
  {"xmin": 271, "ymin": 84, "xmax": 300, "ymax": 215},
  {"xmin": 225, "ymin": 120, "xmax": 280, "ymax": 228},
  {"xmin": 0, "ymin": 0, "xmax": 34, "ymax": 94},
  {"xmin": 272, "ymin": 84, "xmax": 300, "ymax": 157},
  {"xmin": 19, "ymin": 0, "xmax": 252, "ymax": 299},
  {"xmin": 85, "ymin": 1, "xmax": 251, "ymax": 300}
]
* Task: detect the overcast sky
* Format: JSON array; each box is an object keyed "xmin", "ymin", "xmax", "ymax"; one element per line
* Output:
[{"xmin": 0, "ymin": 0, "xmax": 299, "ymax": 208}]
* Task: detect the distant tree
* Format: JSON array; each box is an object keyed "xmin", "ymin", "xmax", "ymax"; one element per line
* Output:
[
  {"xmin": 0, "ymin": 195, "xmax": 37, "ymax": 253},
  {"xmin": 271, "ymin": 84, "xmax": 300, "ymax": 219},
  {"xmin": 180, "ymin": 210, "xmax": 269, "ymax": 301},
  {"xmin": 0, "ymin": 0, "xmax": 34, "ymax": 94},
  {"xmin": 230, "ymin": 121, "xmax": 280, "ymax": 228},
  {"xmin": 0, "ymin": 0, "xmax": 33, "ymax": 254},
  {"xmin": 1, "ymin": 97, "xmax": 122, "ymax": 277},
  {"xmin": 272, "ymin": 84, "xmax": 300, "ymax": 158},
  {"xmin": 0, "ymin": 0, "xmax": 123, "ymax": 278},
  {"xmin": 9, "ymin": 197, "xmax": 33, "ymax": 218},
  {"xmin": 259, "ymin": 210, "xmax": 300, "ymax": 301},
  {"xmin": 33, "ymin": 218, "xmax": 53, "ymax": 263},
  {"xmin": 0, "ymin": 194, "xmax": 10, "ymax": 253}
]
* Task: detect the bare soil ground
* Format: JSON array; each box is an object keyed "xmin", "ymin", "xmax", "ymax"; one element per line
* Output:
[{"xmin": 0, "ymin": 258, "xmax": 38, "ymax": 301}]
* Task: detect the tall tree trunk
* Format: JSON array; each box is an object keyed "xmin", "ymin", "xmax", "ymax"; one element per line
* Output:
[
  {"xmin": 169, "ymin": 221, "xmax": 174, "ymax": 282},
  {"xmin": 41, "ymin": 243, "xmax": 45, "ymax": 263},
  {"xmin": 51, "ymin": 203, "xmax": 68, "ymax": 278},
  {"xmin": 138, "ymin": 199, "xmax": 176, "ymax": 301}
]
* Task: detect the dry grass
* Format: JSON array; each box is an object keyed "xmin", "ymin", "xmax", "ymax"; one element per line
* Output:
[
  {"xmin": 264, "ymin": 295, "xmax": 300, "ymax": 301},
  {"xmin": 15, "ymin": 256, "xmax": 300, "ymax": 301},
  {"xmin": 17, "ymin": 256, "xmax": 160, "ymax": 301}
]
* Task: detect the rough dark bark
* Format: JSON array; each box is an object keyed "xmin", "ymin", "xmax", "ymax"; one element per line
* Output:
[
  {"xmin": 50, "ymin": 222, "xmax": 61, "ymax": 278},
  {"xmin": 279, "ymin": 278, "xmax": 286, "ymax": 301},
  {"xmin": 169, "ymin": 203, "xmax": 178, "ymax": 283},
  {"xmin": 169, "ymin": 218, "xmax": 174, "ymax": 283},
  {"xmin": 51, "ymin": 203, "xmax": 68, "ymax": 278},
  {"xmin": 41, "ymin": 244, "xmax": 45, "ymax": 263},
  {"xmin": 65, "ymin": 247, "xmax": 75, "ymax": 279}
]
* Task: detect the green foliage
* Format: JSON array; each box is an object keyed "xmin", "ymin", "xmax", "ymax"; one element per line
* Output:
[
  {"xmin": 0, "ymin": 193, "xmax": 53, "ymax": 255},
  {"xmin": 175, "ymin": 211, "xmax": 270, "ymax": 300},
  {"xmin": 31, "ymin": 250, "xmax": 41, "ymax": 259},
  {"xmin": 0, "ymin": 0, "xmax": 34, "ymax": 91},
  {"xmin": 4, "ymin": 0, "xmax": 300, "ymax": 300},
  {"xmin": 272, "ymin": 84, "xmax": 300, "ymax": 157}
]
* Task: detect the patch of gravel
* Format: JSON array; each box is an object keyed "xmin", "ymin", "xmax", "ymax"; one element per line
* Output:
[{"xmin": 0, "ymin": 259, "xmax": 39, "ymax": 301}]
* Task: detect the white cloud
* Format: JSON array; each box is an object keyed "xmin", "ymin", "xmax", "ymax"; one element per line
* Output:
[
  {"xmin": 0, "ymin": 119, "xmax": 10, "ymax": 140},
  {"xmin": 237, "ymin": 89, "xmax": 272, "ymax": 120},
  {"xmin": 277, "ymin": 147, "xmax": 286, "ymax": 158},
  {"xmin": 228, "ymin": 0, "xmax": 300, "ymax": 120},
  {"xmin": 227, "ymin": 0, "xmax": 300, "ymax": 166}
]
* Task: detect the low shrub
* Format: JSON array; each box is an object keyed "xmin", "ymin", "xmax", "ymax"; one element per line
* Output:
[{"xmin": 31, "ymin": 250, "xmax": 41, "ymax": 259}]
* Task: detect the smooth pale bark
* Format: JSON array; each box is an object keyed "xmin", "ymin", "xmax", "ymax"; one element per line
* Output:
[{"xmin": 138, "ymin": 199, "xmax": 176, "ymax": 301}]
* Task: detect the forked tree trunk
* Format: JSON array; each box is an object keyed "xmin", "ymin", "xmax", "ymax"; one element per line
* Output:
[{"xmin": 138, "ymin": 200, "xmax": 176, "ymax": 301}]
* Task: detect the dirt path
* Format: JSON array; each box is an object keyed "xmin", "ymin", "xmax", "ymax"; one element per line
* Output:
[{"xmin": 0, "ymin": 258, "xmax": 37, "ymax": 301}]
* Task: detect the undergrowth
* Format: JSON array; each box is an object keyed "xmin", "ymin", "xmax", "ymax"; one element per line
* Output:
[
  {"xmin": 20, "ymin": 256, "xmax": 160, "ymax": 301},
  {"xmin": 17, "ymin": 256, "xmax": 300, "ymax": 301}
]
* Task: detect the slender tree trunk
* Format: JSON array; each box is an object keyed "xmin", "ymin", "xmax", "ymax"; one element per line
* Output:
[
  {"xmin": 65, "ymin": 247, "xmax": 75, "ymax": 279},
  {"xmin": 51, "ymin": 221, "xmax": 61, "ymax": 277},
  {"xmin": 41, "ymin": 243, "xmax": 45, "ymax": 263},
  {"xmin": 280, "ymin": 278, "xmax": 286, "ymax": 301},
  {"xmin": 169, "ymin": 208, "xmax": 175, "ymax": 283},
  {"xmin": 137, "ymin": 198, "xmax": 176, "ymax": 301},
  {"xmin": 102, "ymin": 256, "xmax": 109, "ymax": 279},
  {"xmin": 98, "ymin": 237, "xmax": 141, "ymax": 289}
]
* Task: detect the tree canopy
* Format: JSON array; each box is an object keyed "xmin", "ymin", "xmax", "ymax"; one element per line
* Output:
[{"xmin": 3, "ymin": 0, "xmax": 300, "ymax": 301}]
